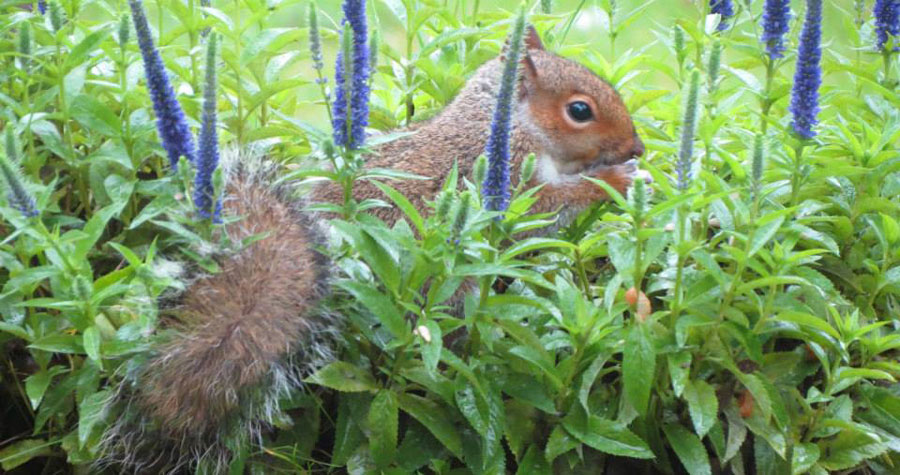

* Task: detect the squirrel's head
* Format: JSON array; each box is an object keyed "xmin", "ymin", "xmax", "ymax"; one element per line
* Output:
[{"xmin": 516, "ymin": 26, "xmax": 643, "ymax": 173}]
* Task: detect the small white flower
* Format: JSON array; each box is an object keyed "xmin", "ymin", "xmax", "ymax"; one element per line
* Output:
[{"xmin": 414, "ymin": 324, "xmax": 432, "ymax": 343}]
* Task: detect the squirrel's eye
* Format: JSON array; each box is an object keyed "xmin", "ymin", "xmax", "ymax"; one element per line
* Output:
[{"xmin": 566, "ymin": 101, "xmax": 593, "ymax": 122}]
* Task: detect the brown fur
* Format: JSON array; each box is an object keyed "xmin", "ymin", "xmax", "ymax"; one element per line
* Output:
[
  {"xmin": 312, "ymin": 26, "xmax": 643, "ymax": 225},
  {"xmin": 138, "ymin": 175, "xmax": 327, "ymax": 439},
  {"xmin": 102, "ymin": 156, "xmax": 332, "ymax": 472}
]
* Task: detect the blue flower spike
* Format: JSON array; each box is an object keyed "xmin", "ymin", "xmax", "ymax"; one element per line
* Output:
[
  {"xmin": 789, "ymin": 0, "xmax": 823, "ymax": 140},
  {"xmin": 331, "ymin": 0, "xmax": 370, "ymax": 150},
  {"xmin": 761, "ymin": 0, "xmax": 791, "ymax": 59},
  {"xmin": 193, "ymin": 34, "xmax": 221, "ymax": 221},
  {"xmin": 482, "ymin": 7, "xmax": 527, "ymax": 213},
  {"xmin": 128, "ymin": 0, "xmax": 197, "ymax": 169}
]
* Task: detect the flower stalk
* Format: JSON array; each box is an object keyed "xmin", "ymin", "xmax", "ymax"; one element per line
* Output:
[
  {"xmin": 129, "ymin": 0, "xmax": 197, "ymax": 169},
  {"xmin": 308, "ymin": 3, "xmax": 333, "ymax": 124},
  {"xmin": 331, "ymin": 0, "xmax": 370, "ymax": 150},
  {"xmin": 874, "ymin": 0, "xmax": 900, "ymax": 84},
  {"xmin": 1, "ymin": 128, "xmax": 39, "ymax": 218},
  {"xmin": 788, "ymin": 0, "xmax": 822, "ymax": 140},
  {"xmin": 193, "ymin": 34, "xmax": 220, "ymax": 220},
  {"xmin": 482, "ymin": 7, "xmax": 526, "ymax": 213},
  {"xmin": 788, "ymin": 0, "xmax": 822, "ymax": 206},
  {"xmin": 676, "ymin": 69, "xmax": 701, "ymax": 192}
]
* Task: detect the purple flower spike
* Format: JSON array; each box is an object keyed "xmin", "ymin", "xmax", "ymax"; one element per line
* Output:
[
  {"xmin": 193, "ymin": 34, "xmax": 221, "ymax": 220},
  {"xmin": 331, "ymin": 0, "xmax": 370, "ymax": 150},
  {"xmin": 789, "ymin": 0, "xmax": 823, "ymax": 139},
  {"xmin": 710, "ymin": 0, "xmax": 735, "ymax": 31},
  {"xmin": 128, "ymin": 0, "xmax": 196, "ymax": 169},
  {"xmin": 482, "ymin": 9, "xmax": 526, "ymax": 213},
  {"xmin": 874, "ymin": 0, "xmax": 900, "ymax": 51},
  {"xmin": 761, "ymin": 0, "xmax": 791, "ymax": 59}
]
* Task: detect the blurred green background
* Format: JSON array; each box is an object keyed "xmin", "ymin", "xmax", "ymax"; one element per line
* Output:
[{"xmin": 124, "ymin": 0, "xmax": 867, "ymax": 131}]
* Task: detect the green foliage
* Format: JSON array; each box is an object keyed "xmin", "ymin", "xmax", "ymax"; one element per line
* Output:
[{"xmin": 0, "ymin": 0, "xmax": 898, "ymax": 474}]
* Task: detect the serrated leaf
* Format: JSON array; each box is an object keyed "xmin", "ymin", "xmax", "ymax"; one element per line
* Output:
[
  {"xmin": 684, "ymin": 379, "xmax": 718, "ymax": 438},
  {"xmin": 623, "ymin": 323, "xmax": 656, "ymax": 416},
  {"xmin": 368, "ymin": 390, "xmax": 398, "ymax": 468},
  {"xmin": 663, "ymin": 423, "xmax": 712, "ymax": 475},
  {"xmin": 792, "ymin": 443, "xmax": 820, "ymax": 474},
  {"xmin": 397, "ymin": 393, "xmax": 462, "ymax": 458},
  {"xmin": 337, "ymin": 280, "xmax": 407, "ymax": 338},
  {"xmin": 748, "ymin": 215, "xmax": 784, "ymax": 257},
  {"xmin": 562, "ymin": 409, "xmax": 654, "ymax": 459},
  {"xmin": 77, "ymin": 389, "xmax": 109, "ymax": 448},
  {"xmin": 818, "ymin": 429, "xmax": 887, "ymax": 471}
]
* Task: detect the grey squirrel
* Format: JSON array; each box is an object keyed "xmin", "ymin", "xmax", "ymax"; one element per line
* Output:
[{"xmin": 103, "ymin": 25, "xmax": 644, "ymax": 472}]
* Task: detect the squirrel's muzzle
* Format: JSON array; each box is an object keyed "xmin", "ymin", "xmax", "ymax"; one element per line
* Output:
[{"xmin": 630, "ymin": 134, "xmax": 645, "ymax": 158}]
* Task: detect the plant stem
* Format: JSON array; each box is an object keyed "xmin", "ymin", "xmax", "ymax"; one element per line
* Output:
[
  {"xmin": 670, "ymin": 205, "xmax": 689, "ymax": 324},
  {"xmin": 789, "ymin": 142, "xmax": 806, "ymax": 206}
]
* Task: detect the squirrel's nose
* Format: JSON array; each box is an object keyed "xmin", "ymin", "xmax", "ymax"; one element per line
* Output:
[{"xmin": 630, "ymin": 135, "xmax": 645, "ymax": 158}]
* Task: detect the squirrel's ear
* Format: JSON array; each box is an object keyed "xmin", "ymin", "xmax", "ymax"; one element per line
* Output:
[
  {"xmin": 519, "ymin": 52, "xmax": 539, "ymax": 97},
  {"xmin": 524, "ymin": 25, "xmax": 545, "ymax": 51}
]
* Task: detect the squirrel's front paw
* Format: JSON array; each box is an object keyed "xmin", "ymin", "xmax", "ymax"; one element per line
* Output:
[{"xmin": 618, "ymin": 159, "xmax": 653, "ymax": 185}]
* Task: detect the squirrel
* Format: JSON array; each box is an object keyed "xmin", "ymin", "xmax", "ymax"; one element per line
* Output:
[
  {"xmin": 103, "ymin": 25, "xmax": 645, "ymax": 472},
  {"xmin": 312, "ymin": 26, "xmax": 645, "ymax": 225}
]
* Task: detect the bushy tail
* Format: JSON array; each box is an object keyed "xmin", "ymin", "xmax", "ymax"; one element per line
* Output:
[{"xmin": 102, "ymin": 150, "xmax": 333, "ymax": 473}]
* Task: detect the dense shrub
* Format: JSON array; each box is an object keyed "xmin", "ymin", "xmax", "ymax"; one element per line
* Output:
[{"xmin": 0, "ymin": 0, "xmax": 898, "ymax": 473}]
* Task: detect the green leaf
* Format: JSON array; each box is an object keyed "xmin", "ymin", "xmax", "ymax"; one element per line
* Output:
[
  {"xmin": 82, "ymin": 326, "xmax": 101, "ymax": 362},
  {"xmin": 397, "ymin": 393, "xmax": 463, "ymax": 458},
  {"xmin": 562, "ymin": 411, "xmax": 654, "ymax": 459},
  {"xmin": 332, "ymin": 393, "xmax": 366, "ymax": 466},
  {"xmin": 723, "ymin": 407, "xmax": 748, "ymax": 463},
  {"xmin": 817, "ymin": 429, "xmax": 887, "ymax": 471},
  {"xmin": 508, "ymin": 345, "xmax": 564, "ymax": 390},
  {"xmin": 368, "ymin": 390, "xmax": 399, "ymax": 468},
  {"xmin": 28, "ymin": 334, "xmax": 84, "ymax": 354},
  {"xmin": 515, "ymin": 445, "xmax": 551, "ymax": 475},
  {"xmin": 337, "ymin": 280, "xmax": 407, "ymax": 339},
  {"xmin": 240, "ymin": 28, "xmax": 300, "ymax": 64},
  {"xmin": 668, "ymin": 352, "xmax": 692, "ymax": 397},
  {"xmin": 499, "ymin": 373, "xmax": 557, "ymax": 414},
  {"xmin": 305, "ymin": 361, "xmax": 377, "ymax": 392},
  {"xmin": 623, "ymin": 323, "xmax": 656, "ymax": 416},
  {"xmin": 70, "ymin": 94, "xmax": 122, "ymax": 137},
  {"xmin": 684, "ymin": 379, "xmax": 718, "ymax": 439},
  {"xmin": 420, "ymin": 320, "xmax": 442, "ymax": 375},
  {"xmin": 0, "ymin": 439, "xmax": 53, "ymax": 471},
  {"xmin": 777, "ymin": 311, "xmax": 841, "ymax": 340},
  {"xmin": 504, "ymin": 400, "xmax": 536, "ymax": 460},
  {"xmin": 63, "ymin": 27, "xmax": 111, "ymax": 71},
  {"xmin": 77, "ymin": 389, "xmax": 109, "ymax": 448},
  {"xmin": 372, "ymin": 181, "xmax": 425, "ymax": 235},
  {"xmin": 24, "ymin": 367, "xmax": 64, "ymax": 410},
  {"xmin": 500, "ymin": 238, "xmax": 575, "ymax": 261},
  {"xmin": 544, "ymin": 425, "xmax": 579, "ymax": 463},
  {"xmin": 663, "ymin": 423, "xmax": 712, "ymax": 475},
  {"xmin": 455, "ymin": 384, "xmax": 488, "ymax": 436},
  {"xmin": 792, "ymin": 443, "xmax": 820, "ymax": 475}
]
